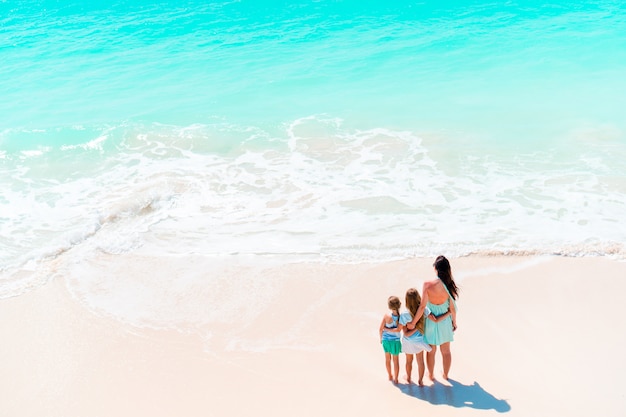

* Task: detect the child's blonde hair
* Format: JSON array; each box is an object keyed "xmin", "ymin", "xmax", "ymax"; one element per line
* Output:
[
  {"xmin": 405, "ymin": 288, "xmax": 426, "ymax": 335},
  {"xmin": 387, "ymin": 295, "xmax": 401, "ymax": 313}
]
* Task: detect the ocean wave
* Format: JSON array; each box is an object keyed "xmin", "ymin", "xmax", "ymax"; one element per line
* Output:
[{"xmin": 1, "ymin": 118, "xmax": 625, "ymax": 298}]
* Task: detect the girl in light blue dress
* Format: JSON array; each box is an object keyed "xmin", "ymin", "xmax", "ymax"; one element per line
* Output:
[{"xmin": 400, "ymin": 288, "xmax": 450, "ymax": 385}]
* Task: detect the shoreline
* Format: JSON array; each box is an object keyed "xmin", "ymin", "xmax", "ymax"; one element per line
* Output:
[{"xmin": 1, "ymin": 255, "xmax": 625, "ymax": 416}]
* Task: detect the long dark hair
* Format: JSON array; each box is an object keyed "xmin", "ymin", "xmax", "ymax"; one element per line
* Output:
[{"xmin": 434, "ymin": 255, "xmax": 459, "ymax": 300}]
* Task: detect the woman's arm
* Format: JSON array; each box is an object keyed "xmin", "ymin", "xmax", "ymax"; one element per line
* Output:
[{"xmin": 449, "ymin": 297, "xmax": 457, "ymax": 330}]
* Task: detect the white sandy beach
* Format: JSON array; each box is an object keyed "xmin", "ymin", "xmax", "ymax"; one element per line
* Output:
[{"xmin": 1, "ymin": 255, "xmax": 625, "ymax": 416}]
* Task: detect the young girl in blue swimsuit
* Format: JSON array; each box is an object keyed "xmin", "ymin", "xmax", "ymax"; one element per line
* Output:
[{"xmin": 379, "ymin": 295, "xmax": 402, "ymax": 383}]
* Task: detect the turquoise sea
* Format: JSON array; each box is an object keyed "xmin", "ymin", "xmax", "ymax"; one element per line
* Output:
[{"xmin": 2, "ymin": 1, "xmax": 626, "ymax": 301}]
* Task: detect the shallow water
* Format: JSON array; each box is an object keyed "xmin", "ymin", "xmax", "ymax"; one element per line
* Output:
[{"xmin": 1, "ymin": 0, "xmax": 625, "ymax": 301}]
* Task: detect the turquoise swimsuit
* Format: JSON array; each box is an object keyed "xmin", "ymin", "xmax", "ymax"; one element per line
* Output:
[
  {"xmin": 382, "ymin": 314, "xmax": 402, "ymax": 355},
  {"xmin": 382, "ymin": 314, "xmax": 401, "ymax": 341}
]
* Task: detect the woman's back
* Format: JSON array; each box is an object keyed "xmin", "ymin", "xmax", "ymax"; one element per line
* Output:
[{"xmin": 425, "ymin": 279, "xmax": 449, "ymax": 305}]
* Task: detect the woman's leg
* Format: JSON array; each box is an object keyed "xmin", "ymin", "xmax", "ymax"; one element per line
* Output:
[
  {"xmin": 416, "ymin": 351, "xmax": 425, "ymax": 385},
  {"xmin": 426, "ymin": 345, "xmax": 437, "ymax": 380},
  {"xmin": 405, "ymin": 354, "xmax": 414, "ymax": 383},
  {"xmin": 440, "ymin": 342, "xmax": 452, "ymax": 380}
]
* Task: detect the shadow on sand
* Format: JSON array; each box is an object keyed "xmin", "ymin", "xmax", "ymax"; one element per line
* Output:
[{"xmin": 396, "ymin": 378, "xmax": 511, "ymax": 412}]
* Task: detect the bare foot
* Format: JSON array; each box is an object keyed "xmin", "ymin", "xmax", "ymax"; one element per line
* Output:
[
  {"xmin": 418, "ymin": 379, "xmax": 424, "ymax": 386},
  {"xmin": 388, "ymin": 375, "xmax": 393, "ymax": 381},
  {"xmin": 393, "ymin": 378, "xmax": 399, "ymax": 384},
  {"xmin": 442, "ymin": 373, "xmax": 449, "ymax": 381},
  {"xmin": 429, "ymin": 373, "xmax": 436, "ymax": 381},
  {"xmin": 407, "ymin": 377, "xmax": 412, "ymax": 384}
]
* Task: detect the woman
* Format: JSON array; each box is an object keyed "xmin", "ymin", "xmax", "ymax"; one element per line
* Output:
[{"xmin": 409, "ymin": 255, "xmax": 459, "ymax": 381}]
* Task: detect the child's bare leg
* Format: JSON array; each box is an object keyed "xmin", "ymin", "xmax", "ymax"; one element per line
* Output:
[
  {"xmin": 426, "ymin": 345, "xmax": 437, "ymax": 380},
  {"xmin": 441, "ymin": 342, "xmax": 452, "ymax": 380},
  {"xmin": 416, "ymin": 351, "xmax": 426, "ymax": 385},
  {"xmin": 405, "ymin": 354, "xmax": 414, "ymax": 383},
  {"xmin": 392, "ymin": 355, "xmax": 400, "ymax": 384},
  {"xmin": 385, "ymin": 352, "xmax": 392, "ymax": 380}
]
